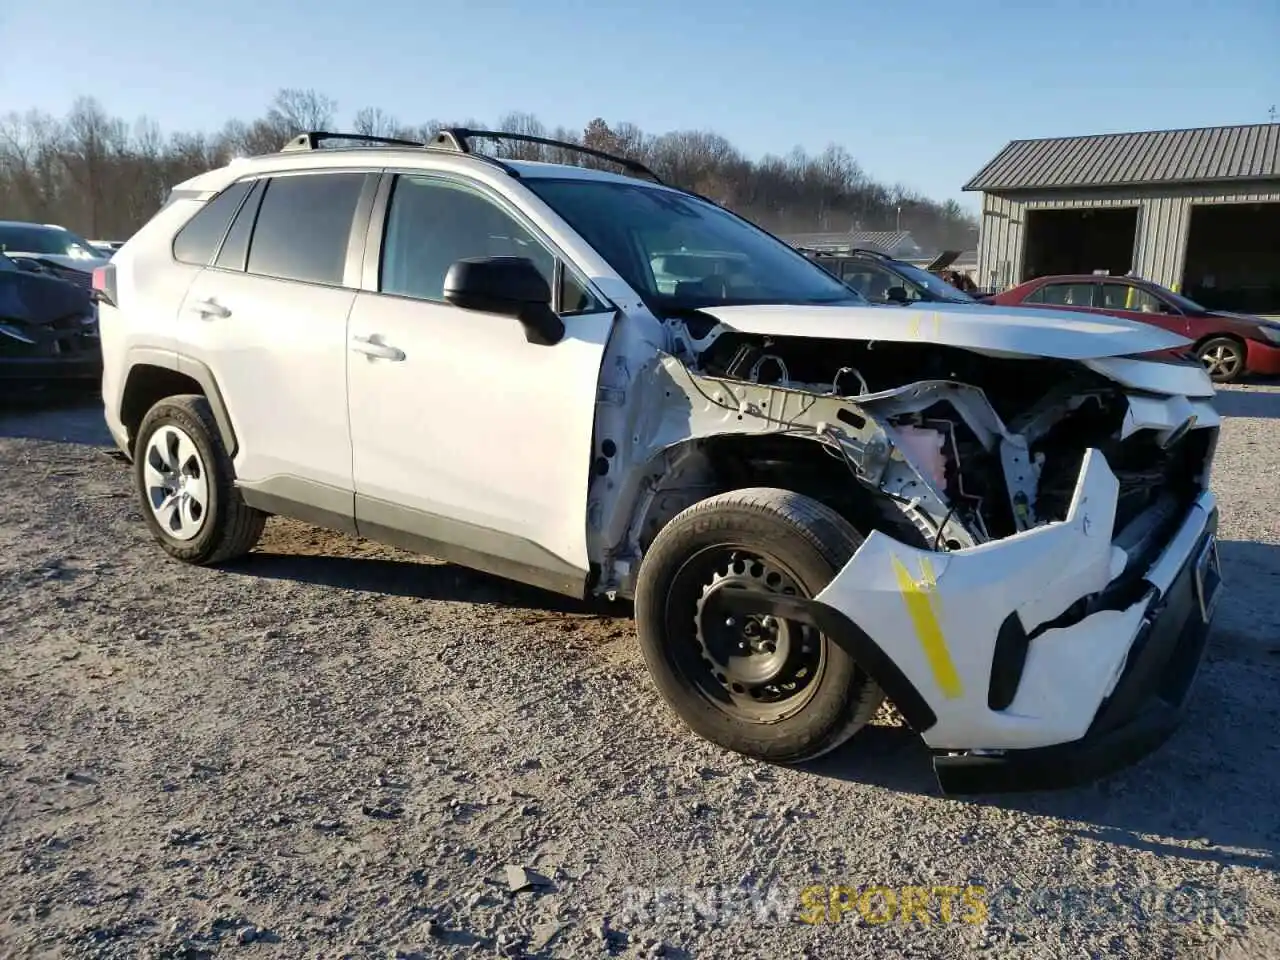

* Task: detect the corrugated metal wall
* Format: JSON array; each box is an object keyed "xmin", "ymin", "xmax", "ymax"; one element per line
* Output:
[{"xmin": 975, "ymin": 180, "xmax": 1280, "ymax": 291}]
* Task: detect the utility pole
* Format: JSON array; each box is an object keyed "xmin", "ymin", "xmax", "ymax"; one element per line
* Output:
[{"xmin": 896, "ymin": 205, "xmax": 901, "ymax": 231}]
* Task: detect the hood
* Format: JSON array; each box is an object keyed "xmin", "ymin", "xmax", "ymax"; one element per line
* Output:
[
  {"xmin": 7, "ymin": 252, "xmax": 107, "ymax": 273},
  {"xmin": 0, "ymin": 269, "xmax": 93, "ymax": 323},
  {"xmin": 696, "ymin": 301, "xmax": 1191, "ymax": 362},
  {"xmin": 1210, "ymin": 309, "xmax": 1280, "ymax": 329}
]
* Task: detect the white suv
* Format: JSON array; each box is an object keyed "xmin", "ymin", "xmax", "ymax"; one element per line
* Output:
[{"xmin": 95, "ymin": 129, "xmax": 1225, "ymax": 793}]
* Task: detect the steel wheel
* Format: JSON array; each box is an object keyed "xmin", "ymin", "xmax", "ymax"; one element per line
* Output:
[
  {"xmin": 1197, "ymin": 338, "xmax": 1245, "ymax": 383},
  {"xmin": 670, "ymin": 545, "xmax": 828, "ymax": 724},
  {"xmin": 636, "ymin": 488, "xmax": 885, "ymax": 762},
  {"xmin": 142, "ymin": 424, "xmax": 209, "ymax": 541}
]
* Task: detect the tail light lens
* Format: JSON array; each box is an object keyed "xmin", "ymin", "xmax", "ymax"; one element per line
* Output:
[{"xmin": 91, "ymin": 264, "xmax": 117, "ymax": 306}]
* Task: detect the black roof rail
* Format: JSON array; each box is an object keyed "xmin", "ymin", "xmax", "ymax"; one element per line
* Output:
[
  {"xmin": 280, "ymin": 131, "xmax": 427, "ymax": 151},
  {"xmin": 277, "ymin": 130, "xmax": 522, "ymax": 178},
  {"xmin": 430, "ymin": 127, "xmax": 664, "ymax": 184}
]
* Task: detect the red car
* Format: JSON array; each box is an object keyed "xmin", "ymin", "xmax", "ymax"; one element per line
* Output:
[{"xmin": 986, "ymin": 275, "xmax": 1280, "ymax": 384}]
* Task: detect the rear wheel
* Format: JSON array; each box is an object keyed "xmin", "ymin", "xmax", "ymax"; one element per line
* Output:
[
  {"xmin": 634, "ymin": 487, "xmax": 883, "ymax": 763},
  {"xmin": 1196, "ymin": 336, "xmax": 1246, "ymax": 384},
  {"xmin": 133, "ymin": 394, "xmax": 265, "ymax": 564}
]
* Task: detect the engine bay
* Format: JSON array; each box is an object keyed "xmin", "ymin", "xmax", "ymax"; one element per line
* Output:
[{"xmin": 672, "ymin": 324, "xmax": 1212, "ymax": 557}]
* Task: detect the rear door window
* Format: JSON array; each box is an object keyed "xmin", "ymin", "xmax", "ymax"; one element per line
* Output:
[
  {"xmin": 172, "ymin": 180, "xmax": 254, "ymax": 265},
  {"xmin": 1029, "ymin": 282, "xmax": 1097, "ymax": 307},
  {"xmin": 246, "ymin": 173, "xmax": 367, "ymax": 285}
]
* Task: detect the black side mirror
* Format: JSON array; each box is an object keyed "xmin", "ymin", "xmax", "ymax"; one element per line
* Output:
[
  {"xmin": 443, "ymin": 256, "xmax": 565, "ymax": 346},
  {"xmin": 885, "ymin": 285, "xmax": 910, "ymax": 304}
]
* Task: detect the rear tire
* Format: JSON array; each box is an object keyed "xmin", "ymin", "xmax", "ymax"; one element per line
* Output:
[
  {"xmin": 133, "ymin": 394, "xmax": 265, "ymax": 564},
  {"xmin": 634, "ymin": 487, "xmax": 883, "ymax": 763},
  {"xmin": 1196, "ymin": 336, "xmax": 1246, "ymax": 384}
]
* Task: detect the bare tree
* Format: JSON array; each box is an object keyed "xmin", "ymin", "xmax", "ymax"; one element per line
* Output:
[
  {"xmin": 267, "ymin": 88, "xmax": 337, "ymax": 136},
  {"xmin": 353, "ymin": 107, "xmax": 403, "ymax": 139},
  {"xmin": 0, "ymin": 89, "xmax": 979, "ymax": 250}
]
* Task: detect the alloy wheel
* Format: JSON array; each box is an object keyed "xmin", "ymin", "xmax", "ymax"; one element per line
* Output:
[{"xmin": 143, "ymin": 425, "xmax": 209, "ymax": 541}]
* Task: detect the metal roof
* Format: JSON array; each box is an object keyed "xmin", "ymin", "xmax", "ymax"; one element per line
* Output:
[
  {"xmin": 964, "ymin": 122, "xmax": 1280, "ymax": 192},
  {"xmin": 781, "ymin": 229, "xmax": 919, "ymax": 254}
]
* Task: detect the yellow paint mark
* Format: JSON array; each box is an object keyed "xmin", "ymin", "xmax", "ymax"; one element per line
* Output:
[
  {"xmin": 932, "ymin": 312, "xmax": 943, "ymax": 337},
  {"xmin": 906, "ymin": 313, "xmax": 922, "ymax": 339},
  {"xmin": 890, "ymin": 554, "xmax": 963, "ymax": 699}
]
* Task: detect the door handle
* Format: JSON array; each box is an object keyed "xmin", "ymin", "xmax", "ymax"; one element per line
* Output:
[
  {"xmin": 189, "ymin": 298, "xmax": 231, "ymax": 319},
  {"xmin": 350, "ymin": 335, "xmax": 405, "ymax": 361}
]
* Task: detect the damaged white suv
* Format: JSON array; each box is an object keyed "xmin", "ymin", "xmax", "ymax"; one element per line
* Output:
[{"xmin": 95, "ymin": 129, "xmax": 1224, "ymax": 793}]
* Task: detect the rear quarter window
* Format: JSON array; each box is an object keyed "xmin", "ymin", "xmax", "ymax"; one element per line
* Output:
[{"xmin": 171, "ymin": 180, "xmax": 254, "ymax": 266}]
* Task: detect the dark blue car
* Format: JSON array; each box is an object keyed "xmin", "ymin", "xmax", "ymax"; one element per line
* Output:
[{"xmin": 0, "ymin": 252, "xmax": 101, "ymax": 384}]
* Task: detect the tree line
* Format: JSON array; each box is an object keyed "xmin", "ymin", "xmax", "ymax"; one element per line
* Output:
[{"xmin": 0, "ymin": 88, "xmax": 978, "ymax": 251}]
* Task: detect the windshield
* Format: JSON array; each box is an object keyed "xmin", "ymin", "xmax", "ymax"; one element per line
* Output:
[
  {"xmin": 892, "ymin": 261, "xmax": 976, "ymax": 302},
  {"xmin": 1156, "ymin": 286, "xmax": 1209, "ymax": 313},
  {"xmin": 524, "ymin": 178, "xmax": 865, "ymax": 312},
  {"xmin": 0, "ymin": 224, "xmax": 100, "ymax": 259}
]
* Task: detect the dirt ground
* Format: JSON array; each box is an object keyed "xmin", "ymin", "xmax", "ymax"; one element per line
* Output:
[{"xmin": 1, "ymin": 383, "xmax": 1278, "ymax": 960}]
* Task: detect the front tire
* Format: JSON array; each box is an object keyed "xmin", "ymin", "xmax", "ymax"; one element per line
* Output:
[
  {"xmin": 1196, "ymin": 336, "xmax": 1246, "ymax": 384},
  {"xmin": 133, "ymin": 394, "xmax": 265, "ymax": 564},
  {"xmin": 634, "ymin": 487, "xmax": 883, "ymax": 763}
]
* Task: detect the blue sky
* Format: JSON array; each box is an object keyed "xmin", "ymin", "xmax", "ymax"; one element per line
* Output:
[{"xmin": 1, "ymin": 0, "xmax": 1276, "ymax": 211}]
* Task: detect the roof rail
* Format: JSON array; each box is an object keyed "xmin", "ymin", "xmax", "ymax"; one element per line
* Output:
[
  {"xmin": 430, "ymin": 127, "xmax": 664, "ymax": 184},
  {"xmin": 280, "ymin": 131, "xmax": 427, "ymax": 151},
  {"xmin": 277, "ymin": 130, "xmax": 522, "ymax": 178}
]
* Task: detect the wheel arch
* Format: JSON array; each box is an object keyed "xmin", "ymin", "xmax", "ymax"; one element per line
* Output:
[
  {"xmin": 120, "ymin": 350, "xmax": 237, "ymax": 457},
  {"xmin": 620, "ymin": 431, "xmax": 924, "ymax": 589},
  {"xmin": 1192, "ymin": 331, "xmax": 1247, "ymax": 352}
]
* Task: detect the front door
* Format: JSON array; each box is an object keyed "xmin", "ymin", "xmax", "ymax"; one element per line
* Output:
[
  {"xmin": 1098, "ymin": 282, "xmax": 1191, "ymax": 338},
  {"xmin": 345, "ymin": 172, "xmax": 615, "ymax": 595}
]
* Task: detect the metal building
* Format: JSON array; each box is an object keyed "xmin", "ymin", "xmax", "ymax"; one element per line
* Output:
[{"xmin": 964, "ymin": 123, "xmax": 1280, "ymax": 314}]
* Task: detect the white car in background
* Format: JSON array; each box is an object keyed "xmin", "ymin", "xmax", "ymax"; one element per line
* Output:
[
  {"xmin": 89, "ymin": 240, "xmax": 126, "ymax": 258},
  {"xmin": 94, "ymin": 128, "xmax": 1224, "ymax": 794}
]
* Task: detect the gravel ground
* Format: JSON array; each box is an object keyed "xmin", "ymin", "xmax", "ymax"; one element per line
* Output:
[{"xmin": 1, "ymin": 382, "xmax": 1278, "ymax": 960}]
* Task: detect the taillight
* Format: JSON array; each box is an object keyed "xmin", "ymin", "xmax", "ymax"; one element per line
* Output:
[{"xmin": 91, "ymin": 264, "xmax": 117, "ymax": 306}]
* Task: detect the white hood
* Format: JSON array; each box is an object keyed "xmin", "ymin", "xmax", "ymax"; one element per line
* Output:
[{"xmin": 697, "ymin": 301, "xmax": 1190, "ymax": 362}]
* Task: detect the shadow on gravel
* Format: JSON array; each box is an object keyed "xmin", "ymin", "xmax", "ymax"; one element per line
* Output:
[
  {"xmin": 809, "ymin": 706, "xmax": 1280, "ymax": 875},
  {"xmin": 225, "ymin": 551, "xmax": 631, "ymax": 618},
  {"xmin": 0, "ymin": 394, "xmax": 111, "ymax": 445},
  {"xmin": 807, "ymin": 541, "xmax": 1280, "ymax": 876},
  {"xmin": 1213, "ymin": 386, "xmax": 1280, "ymax": 419}
]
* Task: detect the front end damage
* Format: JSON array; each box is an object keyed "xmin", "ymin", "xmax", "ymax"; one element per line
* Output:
[{"xmin": 591, "ymin": 320, "xmax": 1224, "ymax": 793}]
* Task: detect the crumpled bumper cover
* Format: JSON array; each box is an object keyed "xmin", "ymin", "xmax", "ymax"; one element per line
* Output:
[{"xmin": 717, "ymin": 449, "xmax": 1223, "ymax": 794}]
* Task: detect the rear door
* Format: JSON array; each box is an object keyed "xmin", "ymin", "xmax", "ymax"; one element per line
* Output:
[
  {"xmin": 177, "ymin": 170, "xmax": 376, "ymax": 525},
  {"xmin": 1020, "ymin": 280, "xmax": 1103, "ymax": 316}
]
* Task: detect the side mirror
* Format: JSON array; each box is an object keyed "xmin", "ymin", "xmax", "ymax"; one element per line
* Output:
[
  {"xmin": 443, "ymin": 256, "xmax": 564, "ymax": 346},
  {"xmin": 885, "ymin": 285, "xmax": 910, "ymax": 304},
  {"xmin": 12, "ymin": 258, "xmax": 42, "ymax": 273}
]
